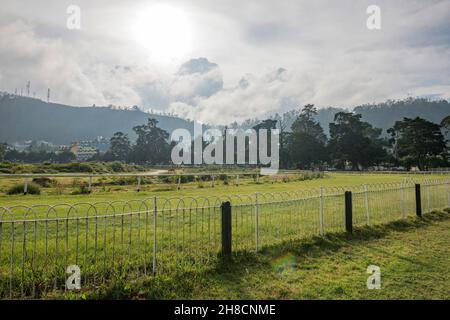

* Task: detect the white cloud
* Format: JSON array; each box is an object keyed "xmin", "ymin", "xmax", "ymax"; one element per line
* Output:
[{"xmin": 0, "ymin": 0, "xmax": 449, "ymax": 124}]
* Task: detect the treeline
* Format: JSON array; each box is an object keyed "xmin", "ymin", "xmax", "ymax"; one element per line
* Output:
[
  {"xmin": 94, "ymin": 105, "xmax": 449, "ymax": 171},
  {"xmin": 1, "ymin": 103, "xmax": 449, "ymax": 171},
  {"xmin": 281, "ymin": 105, "xmax": 449, "ymax": 170}
]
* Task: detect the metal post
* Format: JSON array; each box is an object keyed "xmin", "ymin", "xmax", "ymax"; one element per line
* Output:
[
  {"xmin": 137, "ymin": 176, "xmax": 141, "ymax": 192},
  {"xmin": 364, "ymin": 185, "xmax": 370, "ymax": 225},
  {"xmin": 23, "ymin": 182, "xmax": 28, "ymax": 195},
  {"xmin": 177, "ymin": 176, "xmax": 181, "ymax": 190},
  {"xmin": 88, "ymin": 176, "xmax": 92, "ymax": 193},
  {"xmin": 152, "ymin": 196, "xmax": 157, "ymax": 275},
  {"xmin": 400, "ymin": 183, "xmax": 405, "ymax": 219},
  {"xmin": 415, "ymin": 184, "xmax": 422, "ymax": 217},
  {"xmin": 319, "ymin": 187, "xmax": 324, "ymax": 236},
  {"xmin": 345, "ymin": 191, "xmax": 353, "ymax": 233},
  {"xmin": 255, "ymin": 192, "xmax": 259, "ymax": 252},
  {"xmin": 447, "ymin": 180, "xmax": 450, "ymax": 208},
  {"xmin": 221, "ymin": 201, "xmax": 232, "ymax": 259}
]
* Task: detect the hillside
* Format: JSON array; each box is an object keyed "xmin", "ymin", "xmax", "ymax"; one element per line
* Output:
[
  {"xmin": 0, "ymin": 94, "xmax": 448, "ymax": 144},
  {"xmin": 0, "ymin": 94, "xmax": 193, "ymax": 144}
]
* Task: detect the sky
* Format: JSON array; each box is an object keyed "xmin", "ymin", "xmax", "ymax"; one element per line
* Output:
[{"xmin": 0, "ymin": 0, "xmax": 449, "ymax": 124}]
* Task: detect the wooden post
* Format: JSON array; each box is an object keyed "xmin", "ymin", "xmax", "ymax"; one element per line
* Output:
[
  {"xmin": 415, "ymin": 184, "xmax": 422, "ymax": 217},
  {"xmin": 221, "ymin": 201, "xmax": 232, "ymax": 259},
  {"xmin": 345, "ymin": 191, "xmax": 353, "ymax": 234}
]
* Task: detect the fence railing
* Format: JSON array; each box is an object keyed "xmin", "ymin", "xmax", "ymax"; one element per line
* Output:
[{"xmin": 0, "ymin": 180, "xmax": 449, "ymax": 298}]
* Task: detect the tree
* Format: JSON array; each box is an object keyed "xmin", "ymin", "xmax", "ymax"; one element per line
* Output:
[
  {"xmin": 0, "ymin": 142, "xmax": 7, "ymax": 161},
  {"xmin": 388, "ymin": 117, "xmax": 448, "ymax": 170},
  {"xmin": 329, "ymin": 112, "xmax": 386, "ymax": 170},
  {"xmin": 106, "ymin": 132, "xmax": 131, "ymax": 161},
  {"xmin": 287, "ymin": 104, "xmax": 328, "ymax": 169},
  {"xmin": 130, "ymin": 118, "xmax": 171, "ymax": 164},
  {"xmin": 55, "ymin": 150, "xmax": 76, "ymax": 163}
]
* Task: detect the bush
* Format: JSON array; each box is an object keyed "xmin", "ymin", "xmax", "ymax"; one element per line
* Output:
[
  {"xmin": 32, "ymin": 177, "xmax": 55, "ymax": 187},
  {"xmin": 7, "ymin": 183, "xmax": 41, "ymax": 195},
  {"xmin": 71, "ymin": 184, "xmax": 91, "ymax": 195}
]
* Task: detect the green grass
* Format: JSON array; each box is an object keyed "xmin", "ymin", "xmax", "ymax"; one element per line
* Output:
[
  {"xmin": 1, "ymin": 172, "xmax": 449, "ymax": 299},
  {"xmin": 80, "ymin": 210, "xmax": 450, "ymax": 300},
  {"xmin": 0, "ymin": 172, "xmax": 446, "ymax": 207}
]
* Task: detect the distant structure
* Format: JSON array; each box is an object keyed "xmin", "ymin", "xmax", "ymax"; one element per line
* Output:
[
  {"xmin": 47, "ymin": 88, "xmax": 50, "ymax": 103},
  {"xmin": 26, "ymin": 81, "xmax": 30, "ymax": 97}
]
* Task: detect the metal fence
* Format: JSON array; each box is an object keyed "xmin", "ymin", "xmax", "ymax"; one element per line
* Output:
[{"xmin": 0, "ymin": 179, "xmax": 449, "ymax": 298}]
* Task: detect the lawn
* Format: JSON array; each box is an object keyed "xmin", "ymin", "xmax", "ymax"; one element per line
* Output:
[
  {"xmin": 84, "ymin": 210, "xmax": 450, "ymax": 300},
  {"xmin": 0, "ymin": 172, "xmax": 449, "ymax": 299},
  {"xmin": 0, "ymin": 172, "xmax": 447, "ymax": 207}
]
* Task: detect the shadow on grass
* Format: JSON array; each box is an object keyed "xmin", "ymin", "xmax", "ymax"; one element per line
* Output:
[{"xmin": 89, "ymin": 210, "xmax": 449, "ymax": 299}]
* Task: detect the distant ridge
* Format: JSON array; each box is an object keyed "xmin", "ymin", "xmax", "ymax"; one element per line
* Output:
[
  {"xmin": 0, "ymin": 94, "xmax": 193, "ymax": 144},
  {"xmin": 0, "ymin": 93, "xmax": 449, "ymax": 144}
]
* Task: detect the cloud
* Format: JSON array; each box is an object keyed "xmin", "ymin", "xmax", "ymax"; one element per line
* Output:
[{"xmin": 0, "ymin": 0, "xmax": 449, "ymax": 125}]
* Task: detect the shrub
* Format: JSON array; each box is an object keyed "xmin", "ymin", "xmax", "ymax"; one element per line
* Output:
[
  {"xmin": 71, "ymin": 184, "xmax": 90, "ymax": 195},
  {"xmin": 32, "ymin": 177, "xmax": 55, "ymax": 187},
  {"xmin": 7, "ymin": 183, "xmax": 41, "ymax": 195}
]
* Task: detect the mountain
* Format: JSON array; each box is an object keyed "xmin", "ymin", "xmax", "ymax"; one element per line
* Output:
[
  {"xmin": 354, "ymin": 98, "xmax": 450, "ymax": 134},
  {"xmin": 316, "ymin": 99, "xmax": 449, "ymax": 136},
  {"xmin": 1, "ymin": 93, "xmax": 448, "ymax": 145},
  {"xmin": 0, "ymin": 94, "xmax": 193, "ymax": 144}
]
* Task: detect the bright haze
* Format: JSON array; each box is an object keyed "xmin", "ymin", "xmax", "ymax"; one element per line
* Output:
[{"xmin": 0, "ymin": 0, "xmax": 449, "ymax": 124}]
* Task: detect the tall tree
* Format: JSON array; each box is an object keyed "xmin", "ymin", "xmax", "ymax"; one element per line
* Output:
[
  {"xmin": 130, "ymin": 118, "xmax": 171, "ymax": 164},
  {"xmin": 106, "ymin": 132, "xmax": 131, "ymax": 161},
  {"xmin": 388, "ymin": 117, "xmax": 448, "ymax": 170},
  {"xmin": 287, "ymin": 104, "xmax": 327, "ymax": 169},
  {"xmin": 0, "ymin": 142, "xmax": 7, "ymax": 161},
  {"xmin": 329, "ymin": 112, "xmax": 386, "ymax": 170}
]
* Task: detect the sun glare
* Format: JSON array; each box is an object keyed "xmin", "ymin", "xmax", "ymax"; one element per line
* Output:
[{"xmin": 132, "ymin": 4, "xmax": 193, "ymax": 62}]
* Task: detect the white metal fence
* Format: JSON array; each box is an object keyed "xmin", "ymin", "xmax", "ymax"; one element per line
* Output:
[{"xmin": 0, "ymin": 179, "xmax": 449, "ymax": 298}]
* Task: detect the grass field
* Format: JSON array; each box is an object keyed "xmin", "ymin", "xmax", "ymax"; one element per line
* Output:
[
  {"xmin": 0, "ymin": 172, "xmax": 449, "ymax": 299},
  {"xmin": 81, "ymin": 210, "xmax": 450, "ymax": 300},
  {"xmin": 1, "ymin": 172, "xmax": 447, "ymax": 207}
]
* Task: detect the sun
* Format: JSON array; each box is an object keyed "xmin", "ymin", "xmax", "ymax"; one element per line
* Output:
[{"xmin": 132, "ymin": 4, "xmax": 193, "ymax": 62}]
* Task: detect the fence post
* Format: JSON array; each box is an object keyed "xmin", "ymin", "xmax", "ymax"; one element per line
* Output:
[
  {"xmin": 364, "ymin": 184, "xmax": 370, "ymax": 225},
  {"xmin": 212, "ymin": 175, "xmax": 215, "ymax": 188},
  {"xmin": 23, "ymin": 181, "xmax": 28, "ymax": 195},
  {"xmin": 345, "ymin": 191, "xmax": 353, "ymax": 234},
  {"xmin": 415, "ymin": 184, "xmax": 422, "ymax": 217},
  {"xmin": 319, "ymin": 187, "xmax": 324, "ymax": 236},
  {"xmin": 221, "ymin": 201, "xmax": 232, "ymax": 259},
  {"xmin": 88, "ymin": 175, "xmax": 92, "ymax": 193},
  {"xmin": 137, "ymin": 176, "xmax": 141, "ymax": 192},
  {"xmin": 400, "ymin": 183, "xmax": 405, "ymax": 219},
  {"xmin": 153, "ymin": 195, "xmax": 157, "ymax": 275},
  {"xmin": 177, "ymin": 176, "xmax": 181, "ymax": 190},
  {"xmin": 426, "ymin": 182, "xmax": 430, "ymax": 211},
  {"xmin": 447, "ymin": 180, "xmax": 450, "ymax": 208},
  {"xmin": 255, "ymin": 192, "xmax": 259, "ymax": 252}
]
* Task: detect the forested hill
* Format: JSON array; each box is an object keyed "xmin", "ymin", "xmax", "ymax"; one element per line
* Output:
[
  {"xmin": 316, "ymin": 98, "xmax": 450, "ymax": 135},
  {"xmin": 0, "ymin": 94, "xmax": 193, "ymax": 144},
  {"xmin": 354, "ymin": 98, "xmax": 450, "ymax": 133},
  {"xmin": 1, "ymin": 93, "xmax": 448, "ymax": 144}
]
